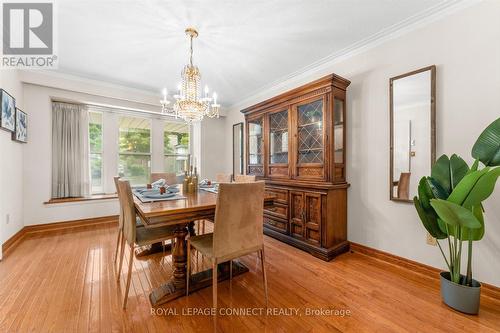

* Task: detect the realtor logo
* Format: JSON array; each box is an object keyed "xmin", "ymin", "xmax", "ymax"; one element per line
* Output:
[{"xmin": 1, "ymin": 1, "xmax": 57, "ymax": 68}]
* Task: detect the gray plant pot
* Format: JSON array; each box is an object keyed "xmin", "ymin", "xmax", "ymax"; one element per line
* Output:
[{"xmin": 440, "ymin": 271, "xmax": 481, "ymax": 315}]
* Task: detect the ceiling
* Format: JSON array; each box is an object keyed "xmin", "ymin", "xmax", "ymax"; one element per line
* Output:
[{"xmin": 57, "ymin": 0, "xmax": 453, "ymax": 108}]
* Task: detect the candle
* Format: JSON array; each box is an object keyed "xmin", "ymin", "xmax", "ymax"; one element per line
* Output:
[
  {"xmin": 204, "ymin": 85, "xmax": 209, "ymax": 98},
  {"xmin": 212, "ymin": 92, "xmax": 218, "ymax": 105}
]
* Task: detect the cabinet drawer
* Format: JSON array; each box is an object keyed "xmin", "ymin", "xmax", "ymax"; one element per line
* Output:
[
  {"xmin": 264, "ymin": 203, "xmax": 288, "ymax": 219},
  {"xmin": 265, "ymin": 187, "xmax": 288, "ymax": 204},
  {"xmin": 263, "ymin": 215, "xmax": 288, "ymax": 234}
]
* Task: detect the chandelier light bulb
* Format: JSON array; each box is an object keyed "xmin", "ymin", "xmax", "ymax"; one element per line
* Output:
[{"xmin": 162, "ymin": 88, "xmax": 168, "ymax": 99}]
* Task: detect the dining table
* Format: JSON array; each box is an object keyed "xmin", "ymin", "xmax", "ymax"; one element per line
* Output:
[{"xmin": 133, "ymin": 187, "xmax": 275, "ymax": 306}]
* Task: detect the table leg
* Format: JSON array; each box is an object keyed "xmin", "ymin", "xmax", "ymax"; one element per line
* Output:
[{"xmin": 172, "ymin": 225, "xmax": 189, "ymax": 289}]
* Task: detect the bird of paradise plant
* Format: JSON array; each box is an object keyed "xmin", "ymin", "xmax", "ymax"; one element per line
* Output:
[{"xmin": 414, "ymin": 117, "xmax": 500, "ymax": 286}]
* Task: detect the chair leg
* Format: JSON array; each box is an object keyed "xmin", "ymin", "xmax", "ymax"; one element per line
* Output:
[
  {"xmin": 259, "ymin": 248, "xmax": 269, "ymax": 307},
  {"xmin": 212, "ymin": 259, "xmax": 218, "ymax": 311},
  {"xmin": 116, "ymin": 235, "xmax": 126, "ymax": 282},
  {"xmin": 113, "ymin": 229, "xmax": 122, "ymax": 263},
  {"xmin": 186, "ymin": 239, "xmax": 191, "ymax": 296},
  {"xmin": 229, "ymin": 260, "xmax": 233, "ymax": 281},
  {"xmin": 123, "ymin": 245, "xmax": 135, "ymax": 309}
]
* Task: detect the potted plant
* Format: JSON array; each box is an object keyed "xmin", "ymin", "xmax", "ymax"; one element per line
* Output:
[{"xmin": 413, "ymin": 117, "xmax": 500, "ymax": 314}]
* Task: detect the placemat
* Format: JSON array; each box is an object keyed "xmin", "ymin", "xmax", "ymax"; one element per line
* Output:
[{"xmin": 133, "ymin": 189, "xmax": 186, "ymax": 203}]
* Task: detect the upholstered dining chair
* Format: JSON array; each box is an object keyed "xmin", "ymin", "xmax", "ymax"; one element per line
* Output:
[
  {"xmin": 234, "ymin": 174, "xmax": 256, "ymax": 182},
  {"xmin": 116, "ymin": 179, "xmax": 177, "ymax": 309},
  {"xmin": 113, "ymin": 176, "xmax": 144, "ymax": 263},
  {"xmin": 215, "ymin": 173, "xmax": 232, "ymax": 183},
  {"xmin": 186, "ymin": 181, "xmax": 269, "ymax": 312},
  {"xmin": 151, "ymin": 172, "xmax": 177, "ymax": 185}
]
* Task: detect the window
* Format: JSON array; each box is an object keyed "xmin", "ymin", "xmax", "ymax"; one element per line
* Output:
[
  {"xmin": 118, "ymin": 116, "xmax": 151, "ymax": 185},
  {"xmin": 164, "ymin": 122, "xmax": 190, "ymax": 175},
  {"xmin": 89, "ymin": 112, "xmax": 103, "ymax": 194}
]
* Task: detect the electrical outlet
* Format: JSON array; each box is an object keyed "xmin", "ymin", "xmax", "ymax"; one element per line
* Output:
[
  {"xmin": 6, "ymin": 214, "xmax": 10, "ymax": 224},
  {"xmin": 426, "ymin": 232, "xmax": 437, "ymax": 246}
]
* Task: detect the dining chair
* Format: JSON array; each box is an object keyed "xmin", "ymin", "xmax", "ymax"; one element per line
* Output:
[
  {"xmin": 397, "ymin": 172, "xmax": 411, "ymax": 200},
  {"xmin": 151, "ymin": 172, "xmax": 177, "ymax": 185},
  {"xmin": 113, "ymin": 177, "xmax": 143, "ymax": 262},
  {"xmin": 215, "ymin": 173, "xmax": 231, "ymax": 183},
  {"xmin": 186, "ymin": 181, "xmax": 269, "ymax": 312},
  {"xmin": 116, "ymin": 179, "xmax": 177, "ymax": 309},
  {"xmin": 234, "ymin": 174, "xmax": 256, "ymax": 182}
]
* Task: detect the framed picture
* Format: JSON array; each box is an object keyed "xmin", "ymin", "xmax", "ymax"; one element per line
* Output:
[
  {"xmin": 13, "ymin": 108, "xmax": 28, "ymax": 143},
  {"xmin": 1, "ymin": 89, "xmax": 16, "ymax": 132}
]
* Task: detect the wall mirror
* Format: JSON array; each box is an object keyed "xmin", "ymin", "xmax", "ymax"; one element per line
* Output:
[
  {"xmin": 233, "ymin": 122, "xmax": 244, "ymax": 176},
  {"xmin": 390, "ymin": 66, "xmax": 436, "ymax": 202}
]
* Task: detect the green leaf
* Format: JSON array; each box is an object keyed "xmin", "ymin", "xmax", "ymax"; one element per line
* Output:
[
  {"xmin": 426, "ymin": 177, "xmax": 449, "ymax": 200},
  {"xmin": 469, "ymin": 159, "xmax": 479, "ymax": 173},
  {"xmin": 462, "ymin": 167, "xmax": 500, "ymax": 208},
  {"xmin": 417, "ymin": 177, "xmax": 433, "ymax": 211},
  {"xmin": 462, "ymin": 206, "xmax": 485, "ymax": 241},
  {"xmin": 432, "ymin": 155, "xmax": 452, "ymax": 194},
  {"xmin": 430, "ymin": 199, "xmax": 481, "ymax": 229},
  {"xmin": 450, "ymin": 154, "xmax": 469, "ymax": 188},
  {"xmin": 472, "ymin": 117, "xmax": 500, "ymax": 166},
  {"xmin": 413, "ymin": 197, "xmax": 447, "ymax": 239},
  {"xmin": 447, "ymin": 168, "xmax": 489, "ymax": 206},
  {"xmin": 431, "ymin": 154, "xmax": 470, "ymax": 195}
]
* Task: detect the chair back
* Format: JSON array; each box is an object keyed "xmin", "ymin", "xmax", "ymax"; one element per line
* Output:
[
  {"xmin": 151, "ymin": 172, "xmax": 177, "ymax": 185},
  {"xmin": 397, "ymin": 172, "xmax": 411, "ymax": 200},
  {"xmin": 216, "ymin": 173, "xmax": 231, "ymax": 183},
  {"xmin": 213, "ymin": 181, "xmax": 265, "ymax": 259},
  {"xmin": 113, "ymin": 176, "xmax": 124, "ymax": 229},
  {"xmin": 234, "ymin": 174, "xmax": 256, "ymax": 183},
  {"xmin": 117, "ymin": 179, "xmax": 137, "ymax": 245}
]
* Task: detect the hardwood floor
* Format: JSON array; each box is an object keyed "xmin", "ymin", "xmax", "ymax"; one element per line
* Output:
[{"xmin": 0, "ymin": 222, "xmax": 499, "ymax": 333}]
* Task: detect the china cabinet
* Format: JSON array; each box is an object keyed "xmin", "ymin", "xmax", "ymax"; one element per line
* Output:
[{"xmin": 242, "ymin": 74, "xmax": 350, "ymax": 260}]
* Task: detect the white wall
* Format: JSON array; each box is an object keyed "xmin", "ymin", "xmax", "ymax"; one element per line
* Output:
[
  {"xmin": 0, "ymin": 70, "xmax": 25, "ymax": 259},
  {"xmin": 224, "ymin": 1, "xmax": 500, "ymax": 286},
  {"xmin": 200, "ymin": 117, "xmax": 227, "ymax": 180}
]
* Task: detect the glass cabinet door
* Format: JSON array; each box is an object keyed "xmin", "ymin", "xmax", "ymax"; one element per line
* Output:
[
  {"xmin": 295, "ymin": 98, "xmax": 325, "ymax": 180},
  {"xmin": 334, "ymin": 98, "xmax": 345, "ymax": 180},
  {"xmin": 247, "ymin": 117, "xmax": 264, "ymax": 176},
  {"xmin": 268, "ymin": 109, "xmax": 289, "ymax": 177}
]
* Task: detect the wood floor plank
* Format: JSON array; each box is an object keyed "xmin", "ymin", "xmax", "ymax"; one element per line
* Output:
[{"xmin": 1, "ymin": 223, "xmax": 499, "ymax": 333}]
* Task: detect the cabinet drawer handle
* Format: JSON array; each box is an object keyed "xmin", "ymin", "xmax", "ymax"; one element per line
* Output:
[{"xmin": 268, "ymin": 207, "xmax": 277, "ymax": 212}]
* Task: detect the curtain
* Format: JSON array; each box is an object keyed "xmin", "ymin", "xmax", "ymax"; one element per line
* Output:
[{"xmin": 51, "ymin": 102, "xmax": 90, "ymax": 198}]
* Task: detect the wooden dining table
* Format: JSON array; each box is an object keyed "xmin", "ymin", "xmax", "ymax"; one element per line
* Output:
[{"xmin": 133, "ymin": 188, "xmax": 275, "ymax": 306}]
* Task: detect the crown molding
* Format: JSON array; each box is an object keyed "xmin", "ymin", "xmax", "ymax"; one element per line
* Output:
[{"xmin": 229, "ymin": 0, "xmax": 481, "ymax": 112}]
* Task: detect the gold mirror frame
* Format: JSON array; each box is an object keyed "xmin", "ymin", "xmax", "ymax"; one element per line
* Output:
[{"xmin": 390, "ymin": 65, "xmax": 436, "ymax": 203}]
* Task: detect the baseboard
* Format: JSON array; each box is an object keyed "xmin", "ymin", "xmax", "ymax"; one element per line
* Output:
[
  {"xmin": 1, "ymin": 215, "xmax": 118, "ymax": 257},
  {"xmin": 350, "ymin": 242, "xmax": 500, "ymax": 300}
]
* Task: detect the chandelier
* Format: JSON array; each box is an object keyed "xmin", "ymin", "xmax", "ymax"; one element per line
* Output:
[{"xmin": 160, "ymin": 28, "xmax": 220, "ymax": 122}]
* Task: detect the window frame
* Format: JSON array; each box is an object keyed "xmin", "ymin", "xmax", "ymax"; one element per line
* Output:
[
  {"xmin": 118, "ymin": 116, "xmax": 153, "ymax": 186},
  {"xmin": 163, "ymin": 122, "xmax": 191, "ymax": 176},
  {"xmin": 89, "ymin": 111, "xmax": 104, "ymax": 194}
]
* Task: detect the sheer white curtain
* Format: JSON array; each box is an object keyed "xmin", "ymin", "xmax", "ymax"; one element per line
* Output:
[{"xmin": 51, "ymin": 102, "xmax": 90, "ymax": 198}]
